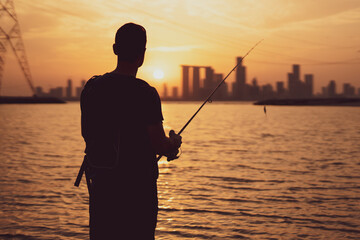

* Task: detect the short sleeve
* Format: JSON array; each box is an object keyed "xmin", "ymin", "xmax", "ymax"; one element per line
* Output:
[{"xmin": 143, "ymin": 87, "xmax": 164, "ymax": 125}]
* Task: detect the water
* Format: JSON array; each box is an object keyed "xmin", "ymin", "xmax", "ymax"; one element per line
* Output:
[{"xmin": 0, "ymin": 102, "xmax": 359, "ymax": 239}]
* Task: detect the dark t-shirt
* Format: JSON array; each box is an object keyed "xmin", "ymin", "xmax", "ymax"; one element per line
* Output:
[
  {"xmin": 81, "ymin": 72, "xmax": 162, "ymax": 239},
  {"xmin": 81, "ymin": 72, "xmax": 163, "ymax": 182}
]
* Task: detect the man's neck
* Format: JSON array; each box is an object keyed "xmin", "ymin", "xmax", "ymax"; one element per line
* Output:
[{"xmin": 112, "ymin": 61, "xmax": 138, "ymax": 77}]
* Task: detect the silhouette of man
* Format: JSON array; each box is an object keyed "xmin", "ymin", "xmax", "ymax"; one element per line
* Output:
[{"xmin": 80, "ymin": 23, "xmax": 182, "ymax": 240}]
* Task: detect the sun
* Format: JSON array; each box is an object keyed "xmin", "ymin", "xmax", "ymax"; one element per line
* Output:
[{"xmin": 153, "ymin": 69, "xmax": 164, "ymax": 80}]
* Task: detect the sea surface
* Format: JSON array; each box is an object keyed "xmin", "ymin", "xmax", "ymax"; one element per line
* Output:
[{"xmin": 0, "ymin": 102, "xmax": 359, "ymax": 240}]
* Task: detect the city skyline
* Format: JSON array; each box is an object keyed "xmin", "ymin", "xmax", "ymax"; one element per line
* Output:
[
  {"xmin": 161, "ymin": 58, "xmax": 360, "ymax": 100},
  {"xmin": 37, "ymin": 60, "xmax": 360, "ymax": 101},
  {"xmin": 35, "ymin": 79, "xmax": 86, "ymax": 100}
]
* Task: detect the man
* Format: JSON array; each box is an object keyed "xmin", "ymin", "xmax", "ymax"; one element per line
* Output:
[{"xmin": 80, "ymin": 23, "xmax": 182, "ymax": 240}]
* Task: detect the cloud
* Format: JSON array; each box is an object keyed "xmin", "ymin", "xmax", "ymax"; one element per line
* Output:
[
  {"xmin": 228, "ymin": 0, "xmax": 360, "ymax": 30},
  {"xmin": 149, "ymin": 45, "xmax": 199, "ymax": 52}
]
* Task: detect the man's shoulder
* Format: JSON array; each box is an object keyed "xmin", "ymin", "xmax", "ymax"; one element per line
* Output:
[
  {"xmin": 83, "ymin": 73, "xmax": 127, "ymax": 92},
  {"xmin": 83, "ymin": 74, "xmax": 106, "ymax": 88},
  {"xmin": 81, "ymin": 74, "xmax": 111, "ymax": 101},
  {"xmin": 90, "ymin": 73, "xmax": 151, "ymax": 89},
  {"xmin": 136, "ymin": 78, "xmax": 160, "ymax": 98},
  {"xmin": 82, "ymin": 73, "xmax": 159, "ymax": 98},
  {"xmin": 135, "ymin": 78, "xmax": 156, "ymax": 91}
]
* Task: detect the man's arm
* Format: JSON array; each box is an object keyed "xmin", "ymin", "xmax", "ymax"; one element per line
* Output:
[{"xmin": 147, "ymin": 122, "xmax": 182, "ymax": 157}]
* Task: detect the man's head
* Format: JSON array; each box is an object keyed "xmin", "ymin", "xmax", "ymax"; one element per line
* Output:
[{"xmin": 113, "ymin": 23, "xmax": 147, "ymax": 66}]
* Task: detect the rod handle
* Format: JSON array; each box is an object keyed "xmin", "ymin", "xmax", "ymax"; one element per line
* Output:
[{"xmin": 74, "ymin": 157, "xmax": 86, "ymax": 187}]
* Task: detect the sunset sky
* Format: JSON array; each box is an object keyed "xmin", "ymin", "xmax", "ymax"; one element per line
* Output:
[{"xmin": 2, "ymin": 0, "xmax": 360, "ymax": 96}]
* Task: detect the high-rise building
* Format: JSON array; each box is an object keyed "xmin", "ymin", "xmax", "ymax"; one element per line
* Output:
[
  {"xmin": 287, "ymin": 73, "xmax": 295, "ymax": 97},
  {"xmin": 328, "ymin": 80, "xmax": 336, "ymax": 97},
  {"xmin": 304, "ymin": 74, "xmax": 313, "ymax": 97},
  {"xmin": 343, "ymin": 83, "xmax": 355, "ymax": 97},
  {"xmin": 287, "ymin": 64, "xmax": 314, "ymax": 98},
  {"xmin": 233, "ymin": 57, "xmax": 246, "ymax": 100},
  {"xmin": 76, "ymin": 80, "xmax": 87, "ymax": 99},
  {"xmin": 182, "ymin": 66, "xmax": 190, "ymax": 99},
  {"xmin": 293, "ymin": 64, "xmax": 300, "ymax": 81},
  {"xmin": 276, "ymin": 81, "xmax": 285, "ymax": 97},
  {"xmin": 203, "ymin": 67, "xmax": 214, "ymax": 96},
  {"xmin": 172, "ymin": 87, "xmax": 178, "ymax": 99},
  {"xmin": 49, "ymin": 87, "xmax": 63, "ymax": 98},
  {"xmin": 236, "ymin": 57, "xmax": 246, "ymax": 85},
  {"xmin": 262, "ymin": 84, "xmax": 274, "ymax": 99},
  {"xmin": 232, "ymin": 82, "xmax": 237, "ymax": 99},
  {"xmin": 192, "ymin": 67, "xmax": 200, "ymax": 99},
  {"xmin": 163, "ymin": 83, "xmax": 168, "ymax": 98},
  {"xmin": 212, "ymin": 73, "xmax": 227, "ymax": 100},
  {"xmin": 288, "ymin": 64, "xmax": 302, "ymax": 98},
  {"xmin": 66, "ymin": 79, "xmax": 72, "ymax": 98}
]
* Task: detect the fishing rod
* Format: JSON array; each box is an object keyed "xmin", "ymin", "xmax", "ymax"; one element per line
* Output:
[
  {"xmin": 160, "ymin": 39, "xmax": 263, "ymax": 161},
  {"xmin": 75, "ymin": 40, "xmax": 262, "ymax": 187}
]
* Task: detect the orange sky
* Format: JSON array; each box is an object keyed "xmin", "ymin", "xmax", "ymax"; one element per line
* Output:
[{"xmin": 1, "ymin": 0, "xmax": 360, "ymax": 96}]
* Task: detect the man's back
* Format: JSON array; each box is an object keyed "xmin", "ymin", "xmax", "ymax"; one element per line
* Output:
[
  {"xmin": 81, "ymin": 72, "xmax": 163, "ymax": 239},
  {"xmin": 81, "ymin": 72, "xmax": 163, "ymax": 180}
]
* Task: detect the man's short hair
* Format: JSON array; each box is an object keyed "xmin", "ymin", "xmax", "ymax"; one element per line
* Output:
[{"xmin": 114, "ymin": 23, "xmax": 147, "ymax": 61}]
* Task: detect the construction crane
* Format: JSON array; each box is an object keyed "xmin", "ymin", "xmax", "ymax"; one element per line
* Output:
[{"xmin": 0, "ymin": 0, "xmax": 35, "ymax": 96}]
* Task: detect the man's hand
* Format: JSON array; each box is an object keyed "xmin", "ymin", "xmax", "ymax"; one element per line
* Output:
[
  {"xmin": 169, "ymin": 130, "xmax": 182, "ymax": 148},
  {"xmin": 147, "ymin": 123, "xmax": 182, "ymax": 161},
  {"xmin": 167, "ymin": 130, "xmax": 182, "ymax": 161}
]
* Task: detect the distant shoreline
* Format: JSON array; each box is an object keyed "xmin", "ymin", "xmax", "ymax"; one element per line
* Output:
[
  {"xmin": 254, "ymin": 98, "xmax": 360, "ymax": 106},
  {"xmin": 0, "ymin": 96, "xmax": 65, "ymax": 104},
  {"xmin": 2, "ymin": 96, "xmax": 360, "ymax": 106}
]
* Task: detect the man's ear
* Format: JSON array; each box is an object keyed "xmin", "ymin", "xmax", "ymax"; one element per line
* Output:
[
  {"xmin": 136, "ymin": 48, "xmax": 146, "ymax": 67},
  {"xmin": 113, "ymin": 44, "xmax": 119, "ymax": 55}
]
